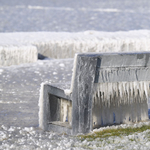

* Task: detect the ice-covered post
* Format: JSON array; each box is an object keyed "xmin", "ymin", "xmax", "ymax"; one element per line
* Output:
[{"xmin": 71, "ymin": 54, "xmax": 97, "ymax": 134}]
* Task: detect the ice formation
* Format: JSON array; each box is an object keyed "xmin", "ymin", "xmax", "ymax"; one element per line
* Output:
[
  {"xmin": 0, "ymin": 45, "xmax": 37, "ymax": 66},
  {"xmin": 92, "ymin": 61, "xmax": 150, "ymax": 128},
  {"xmin": 1, "ymin": 30, "xmax": 150, "ymax": 61},
  {"xmin": 38, "ymin": 82, "xmax": 46, "ymax": 130},
  {"xmin": 1, "ymin": 30, "xmax": 150, "ymax": 66},
  {"xmin": 32, "ymin": 30, "xmax": 150, "ymax": 59},
  {"xmin": 93, "ymin": 81, "xmax": 150, "ymax": 128},
  {"xmin": 64, "ymin": 89, "xmax": 72, "ymax": 96},
  {"xmin": 1, "ymin": 122, "xmax": 150, "ymax": 149}
]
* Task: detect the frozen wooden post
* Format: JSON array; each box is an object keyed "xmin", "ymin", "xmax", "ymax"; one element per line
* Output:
[{"xmin": 39, "ymin": 52, "xmax": 150, "ymax": 135}]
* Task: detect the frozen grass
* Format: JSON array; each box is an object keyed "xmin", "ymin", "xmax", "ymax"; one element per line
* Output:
[
  {"xmin": 75, "ymin": 122, "xmax": 150, "ymax": 149},
  {"xmin": 79, "ymin": 125, "xmax": 150, "ymax": 141}
]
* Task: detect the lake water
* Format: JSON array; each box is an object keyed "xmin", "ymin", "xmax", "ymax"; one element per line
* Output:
[{"xmin": 0, "ymin": 0, "xmax": 150, "ymax": 32}]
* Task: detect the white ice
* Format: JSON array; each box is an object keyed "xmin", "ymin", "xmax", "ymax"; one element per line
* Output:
[
  {"xmin": 93, "ymin": 81, "xmax": 150, "ymax": 128},
  {"xmin": 0, "ymin": 30, "xmax": 150, "ymax": 61},
  {"xmin": 0, "ymin": 121, "xmax": 150, "ymax": 149}
]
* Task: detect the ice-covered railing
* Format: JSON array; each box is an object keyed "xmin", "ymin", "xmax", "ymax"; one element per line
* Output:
[{"xmin": 1, "ymin": 30, "xmax": 150, "ymax": 62}]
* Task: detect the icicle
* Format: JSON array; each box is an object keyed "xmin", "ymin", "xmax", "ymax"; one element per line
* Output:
[
  {"xmin": 93, "ymin": 81, "xmax": 150, "ymax": 126},
  {"xmin": 144, "ymin": 81, "xmax": 149, "ymax": 100}
]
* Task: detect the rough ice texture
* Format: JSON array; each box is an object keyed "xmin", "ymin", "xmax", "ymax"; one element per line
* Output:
[
  {"xmin": 70, "ymin": 53, "xmax": 150, "ymax": 134},
  {"xmin": 93, "ymin": 81, "xmax": 150, "ymax": 128},
  {"xmin": 39, "ymin": 81, "xmax": 72, "ymax": 132},
  {"xmin": 91, "ymin": 53, "xmax": 150, "ymax": 128},
  {"xmin": 1, "ymin": 30, "xmax": 150, "ymax": 60},
  {"xmin": 0, "ymin": 46, "xmax": 37, "ymax": 66},
  {"xmin": 38, "ymin": 52, "xmax": 150, "ymax": 135},
  {"xmin": 1, "ymin": 122, "xmax": 150, "ymax": 149},
  {"xmin": 1, "ymin": 30, "xmax": 150, "ymax": 66},
  {"xmin": 64, "ymin": 89, "xmax": 72, "ymax": 96}
]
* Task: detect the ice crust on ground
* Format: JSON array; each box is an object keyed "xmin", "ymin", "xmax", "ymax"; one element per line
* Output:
[
  {"xmin": 0, "ymin": 121, "xmax": 150, "ymax": 150},
  {"xmin": 0, "ymin": 30, "xmax": 150, "ymax": 60}
]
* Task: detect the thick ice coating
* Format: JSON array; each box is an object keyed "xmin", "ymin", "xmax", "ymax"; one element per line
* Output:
[
  {"xmin": 0, "ymin": 46, "xmax": 37, "ymax": 66},
  {"xmin": 1, "ymin": 30, "xmax": 150, "ymax": 60},
  {"xmin": 70, "ymin": 52, "xmax": 150, "ymax": 134},
  {"xmin": 93, "ymin": 81, "xmax": 150, "ymax": 128}
]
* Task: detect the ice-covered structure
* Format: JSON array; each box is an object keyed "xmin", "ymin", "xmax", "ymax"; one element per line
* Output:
[
  {"xmin": 34, "ymin": 30, "xmax": 150, "ymax": 59},
  {"xmin": 0, "ymin": 45, "xmax": 37, "ymax": 66},
  {"xmin": 1, "ymin": 30, "xmax": 150, "ymax": 65},
  {"xmin": 39, "ymin": 52, "xmax": 150, "ymax": 135}
]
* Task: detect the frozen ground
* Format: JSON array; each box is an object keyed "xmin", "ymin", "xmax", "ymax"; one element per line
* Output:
[{"xmin": 1, "ymin": 121, "xmax": 150, "ymax": 149}]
